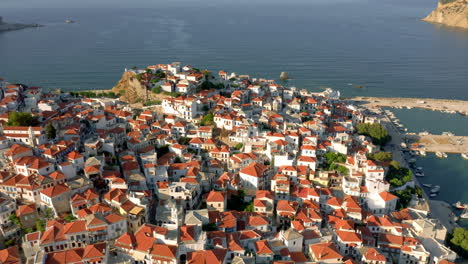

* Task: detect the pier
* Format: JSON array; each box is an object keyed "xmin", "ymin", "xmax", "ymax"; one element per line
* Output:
[
  {"xmin": 405, "ymin": 134, "xmax": 468, "ymax": 154},
  {"xmin": 349, "ymin": 96, "xmax": 468, "ymax": 115}
]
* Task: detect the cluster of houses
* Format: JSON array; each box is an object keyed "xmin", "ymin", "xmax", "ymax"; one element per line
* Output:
[{"xmin": 0, "ymin": 69, "xmax": 458, "ymax": 264}]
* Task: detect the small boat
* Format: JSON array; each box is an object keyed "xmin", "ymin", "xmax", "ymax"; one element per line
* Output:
[
  {"xmin": 430, "ymin": 193, "xmax": 438, "ymax": 198},
  {"xmin": 416, "ymin": 167, "xmax": 423, "ymax": 171},
  {"xmin": 65, "ymin": 19, "xmax": 75, "ymax": 24},
  {"xmin": 422, "ymin": 184, "xmax": 432, "ymax": 188},
  {"xmin": 452, "ymin": 201, "xmax": 465, "ymax": 210},
  {"xmin": 462, "ymin": 153, "xmax": 468, "ymax": 160},
  {"xmin": 461, "ymin": 208, "xmax": 468, "ymax": 219},
  {"xmin": 415, "ymin": 172, "xmax": 425, "ymax": 177},
  {"xmin": 430, "ymin": 185, "xmax": 441, "ymax": 193},
  {"xmin": 408, "ymin": 158, "xmax": 416, "ymax": 163},
  {"xmin": 435, "ymin": 152, "xmax": 447, "ymax": 158},
  {"xmin": 419, "ymin": 150, "xmax": 426, "ymax": 156}
]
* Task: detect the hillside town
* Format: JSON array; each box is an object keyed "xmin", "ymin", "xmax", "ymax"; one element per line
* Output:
[{"xmin": 0, "ymin": 63, "xmax": 459, "ymax": 264}]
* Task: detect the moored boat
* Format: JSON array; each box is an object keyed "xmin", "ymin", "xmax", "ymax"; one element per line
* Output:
[
  {"xmin": 462, "ymin": 153, "xmax": 468, "ymax": 160},
  {"xmin": 430, "ymin": 193, "xmax": 438, "ymax": 198},
  {"xmin": 430, "ymin": 185, "xmax": 440, "ymax": 193},
  {"xmin": 415, "ymin": 172, "xmax": 425, "ymax": 177},
  {"xmin": 452, "ymin": 201, "xmax": 465, "ymax": 210},
  {"xmin": 422, "ymin": 184, "xmax": 432, "ymax": 188}
]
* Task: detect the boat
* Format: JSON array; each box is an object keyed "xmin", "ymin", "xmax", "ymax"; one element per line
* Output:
[
  {"xmin": 461, "ymin": 208, "xmax": 468, "ymax": 219},
  {"xmin": 65, "ymin": 19, "xmax": 75, "ymax": 24},
  {"xmin": 416, "ymin": 167, "xmax": 423, "ymax": 171},
  {"xmin": 430, "ymin": 185, "xmax": 441, "ymax": 193},
  {"xmin": 408, "ymin": 158, "xmax": 416, "ymax": 163},
  {"xmin": 419, "ymin": 150, "xmax": 426, "ymax": 156},
  {"xmin": 430, "ymin": 193, "xmax": 438, "ymax": 198},
  {"xmin": 422, "ymin": 184, "xmax": 432, "ymax": 188},
  {"xmin": 415, "ymin": 172, "xmax": 425, "ymax": 177},
  {"xmin": 462, "ymin": 153, "xmax": 468, "ymax": 160},
  {"xmin": 435, "ymin": 152, "xmax": 447, "ymax": 158},
  {"xmin": 452, "ymin": 201, "xmax": 466, "ymax": 210}
]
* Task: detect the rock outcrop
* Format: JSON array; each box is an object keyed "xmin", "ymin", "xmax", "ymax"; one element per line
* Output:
[
  {"xmin": 422, "ymin": 0, "xmax": 468, "ymax": 29},
  {"xmin": 0, "ymin": 16, "xmax": 42, "ymax": 32},
  {"xmin": 112, "ymin": 71, "xmax": 148, "ymax": 104}
]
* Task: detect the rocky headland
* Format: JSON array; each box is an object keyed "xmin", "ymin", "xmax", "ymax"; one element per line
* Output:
[
  {"xmin": 112, "ymin": 71, "xmax": 149, "ymax": 104},
  {"xmin": 422, "ymin": 0, "xmax": 468, "ymax": 29},
  {"xmin": 0, "ymin": 16, "xmax": 42, "ymax": 32}
]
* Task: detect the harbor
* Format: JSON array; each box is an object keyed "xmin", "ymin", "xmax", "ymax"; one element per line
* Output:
[{"xmin": 378, "ymin": 106, "xmax": 468, "ymax": 229}]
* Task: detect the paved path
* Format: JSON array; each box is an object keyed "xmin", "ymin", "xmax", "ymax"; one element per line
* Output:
[{"xmin": 428, "ymin": 200, "xmax": 459, "ymax": 233}]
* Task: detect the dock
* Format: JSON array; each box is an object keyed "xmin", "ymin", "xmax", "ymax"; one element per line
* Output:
[
  {"xmin": 405, "ymin": 134, "xmax": 468, "ymax": 154},
  {"xmin": 349, "ymin": 96, "xmax": 468, "ymax": 115}
]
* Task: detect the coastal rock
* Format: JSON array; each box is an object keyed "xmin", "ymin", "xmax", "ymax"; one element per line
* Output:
[
  {"xmin": 0, "ymin": 16, "xmax": 42, "ymax": 32},
  {"xmin": 422, "ymin": 0, "xmax": 468, "ymax": 29},
  {"xmin": 111, "ymin": 71, "xmax": 148, "ymax": 104}
]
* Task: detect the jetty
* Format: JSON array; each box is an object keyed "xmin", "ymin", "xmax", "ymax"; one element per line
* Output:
[
  {"xmin": 405, "ymin": 134, "xmax": 468, "ymax": 154},
  {"xmin": 349, "ymin": 96, "xmax": 468, "ymax": 115}
]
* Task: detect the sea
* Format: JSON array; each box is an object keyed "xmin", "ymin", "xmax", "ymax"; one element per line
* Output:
[{"xmin": 1, "ymin": 0, "xmax": 468, "ymax": 207}]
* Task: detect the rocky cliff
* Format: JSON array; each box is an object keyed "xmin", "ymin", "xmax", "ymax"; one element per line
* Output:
[
  {"xmin": 422, "ymin": 0, "xmax": 468, "ymax": 29},
  {"xmin": 0, "ymin": 16, "xmax": 42, "ymax": 32},
  {"xmin": 112, "ymin": 71, "xmax": 148, "ymax": 103}
]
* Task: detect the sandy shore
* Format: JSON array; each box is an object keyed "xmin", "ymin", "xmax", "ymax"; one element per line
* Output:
[{"xmin": 349, "ymin": 96, "xmax": 468, "ymax": 115}]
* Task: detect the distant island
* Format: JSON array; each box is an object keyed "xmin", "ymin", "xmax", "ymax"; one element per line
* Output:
[
  {"xmin": 422, "ymin": 0, "xmax": 468, "ymax": 29},
  {"xmin": 0, "ymin": 16, "xmax": 42, "ymax": 32}
]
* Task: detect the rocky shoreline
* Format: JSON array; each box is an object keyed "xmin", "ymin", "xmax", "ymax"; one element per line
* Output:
[
  {"xmin": 422, "ymin": 0, "xmax": 468, "ymax": 29},
  {"xmin": 0, "ymin": 16, "xmax": 42, "ymax": 32}
]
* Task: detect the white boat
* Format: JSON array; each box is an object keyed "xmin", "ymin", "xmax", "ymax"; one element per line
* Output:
[
  {"xmin": 461, "ymin": 153, "xmax": 468, "ymax": 160},
  {"xmin": 409, "ymin": 158, "xmax": 416, "ymax": 163},
  {"xmin": 435, "ymin": 152, "xmax": 447, "ymax": 158},
  {"xmin": 415, "ymin": 172, "xmax": 425, "ymax": 177},
  {"xmin": 419, "ymin": 150, "xmax": 426, "ymax": 156},
  {"xmin": 431, "ymin": 185, "xmax": 441, "ymax": 193},
  {"xmin": 65, "ymin": 19, "xmax": 75, "ymax": 24},
  {"xmin": 452, "ymin": 201, "xmax": 466, "ymax": 210},
  {"xmin": 416, "ymin": 167, "xmax": 423, "ymax": 171},
  {"xmin": 430, "ymin": 193, "xmax": 438, "ymax": 198},
  {"xmin": 461, "ymin": 208, "xmax": 468, "ymax": 219},
  {"xmin": 422, "ymin": 184, "xmax": 432, "ymax": 188}
]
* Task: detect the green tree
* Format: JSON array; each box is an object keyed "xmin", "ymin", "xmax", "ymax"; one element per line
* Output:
[
  {"xmin": 368, "ymin": 152, "xmax": 393, "ymax": 162},
  {"xmin": 64, "ymin": 214, "xmax": 77, "ymax": 223},
  {"xmin": 152, "ymin": 86, "xmax": 162, "ymax": 94},
  {"xmin": 357, "ymin": 123, "xmax": 391, "ymax": 146},
  {"xmin": 200, "ymin": 113, "xmax": 214, "ymax": 126},
  {"xmin": 446, "ymin": 227, "xmax": 468, "ymax": 258},
  {"xmin": 35, "ymin": 219, "xmax": 46, "ymax": 232},
  {"xmin": 233, "ymin": 143, "xmax": 243, "ymax": 150},
  {"xmin": 44, "ymin": 207, "xmax": 54, "ymax": 218},
  {"xmin": 45, "ymin": 123, "xmax": 57, "ymax": 139},
  {"xmin": 9, "ymin": 213, "xmax": 21, "ymax": 227},
  {"xmin": 244, "ymin": 201, "xmax": 254, "ymax": 212},
  {"xmin": 7, "ymin": 112, "xmax": 40, "ymax": 126}
]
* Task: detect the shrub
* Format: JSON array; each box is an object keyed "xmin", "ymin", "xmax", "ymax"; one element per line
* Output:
[{"xmin": 357, "ymin": 123, "xmax": 391, "ymax": 146}]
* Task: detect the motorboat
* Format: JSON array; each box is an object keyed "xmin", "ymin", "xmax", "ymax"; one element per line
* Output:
[
  {"xmin": 409, "ymin": 158, "xmax": 416, "ymax": 163},
  {"xmin": 422, "ymin": 184, "xmax": 432, "ymax": 188},
  {"xmin": 452, "ymin": 201, "xmax": 466, "ymax": 210},
  {"xmin": 419, "ymin": 150, "xmax": 426, "ymax": 156},
  {"xmin": 65, "ymin": 19, "xmax": 75, "ymax": 24},
  {"xmin": 416, "ymin": 167, "xmax": 423, "ymax": 171},
  {"xmin": 461, "ymin": 208, "xmax": 468, "ymax": 219},
  {"xmin": 430, "ymin": 185, "xmax": 440, "ymax": 193},
  {"xmin": 462, "ymin": 153, "xmax": 468, "ymax": 160},
  {"xmin": 415, "ymin": 172, "xmax": 425, "ymax": 177},
  {"xmin": 436, "ymin": 152, "xmax": 447, "ymax": 158},
  {"xmin": 430, "ymin": 193, "xmax": 438, "ymax": 198}
]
